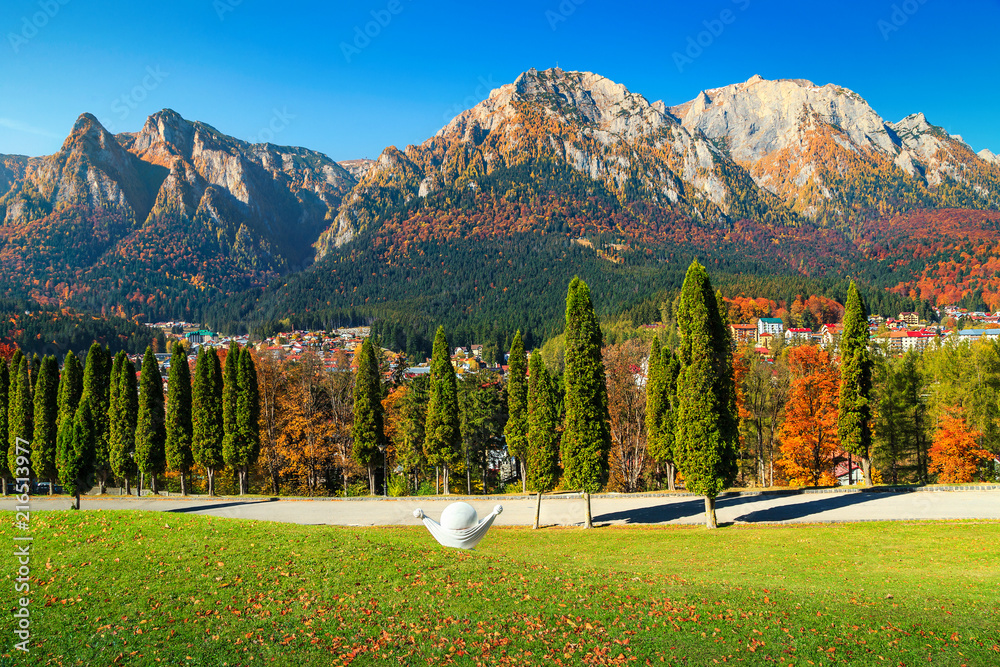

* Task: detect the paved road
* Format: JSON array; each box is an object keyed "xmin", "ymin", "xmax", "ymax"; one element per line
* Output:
[{"xmin": 5, "ymin": 489, "xmax": 999, "ymax": 526}]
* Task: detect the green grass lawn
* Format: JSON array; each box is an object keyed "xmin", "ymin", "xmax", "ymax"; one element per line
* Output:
[{"xmin": 2, "ymin": 513, "xmax": 998, "ymax": 666}]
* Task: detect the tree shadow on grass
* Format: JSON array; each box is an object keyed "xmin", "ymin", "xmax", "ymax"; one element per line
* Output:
[
  {"xmin": 733, "ymin": 491, "xmax": 891, "ymax": 523},
  {"xmin": 167, "ymin": 498, "xmax": 279, "ymax": 514},
  {"xmin": 593, "ymin": 492, "xmax": 798, "ymax": 525}
]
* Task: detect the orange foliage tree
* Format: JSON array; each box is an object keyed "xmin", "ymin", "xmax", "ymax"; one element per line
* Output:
[
  {"xmin": 778, "ymin": 346, "xmax": 841, "ymax": 486},
  {"xmin": 929, "ymin": 413, "xmax": 993, "ymax": 483},
  {"xmin": 604, "ymin": 339, "xmax": 648, "ymax": 492},
  {"xmin": 255, "ymin": 351, "xmax": 287, "ymax": 495},
  {"xmin": 725, "ymin": 296, "xmax": 774, "ymax": 324}
]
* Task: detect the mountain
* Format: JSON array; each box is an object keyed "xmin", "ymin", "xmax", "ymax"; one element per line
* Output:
[
  {"xmin": 672, "ymin": 76, "xmax": 1000, "ymax": 222},
  {"xmin": 314, "ymin": 67, "xmax": 794, "ymax": 257},
  {"xmin": 264, "ymin": 69, "xmax": 1000, "ymax": 351},
  {"xmin": 2, "ymin": 68, "xmax": 999, "ymax": 346},
  {"xmin": 0, "ymin": 110, "xmax": 356, "ymax": 321},
  {"xmin": 979, "ymin": 149, "xmax": 1000, "ymax": 165}
]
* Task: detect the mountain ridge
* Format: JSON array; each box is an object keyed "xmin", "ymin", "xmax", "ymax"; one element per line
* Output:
[{"xmin": 1, "ymin": 68, "xmax": 999, "ymax": 334}]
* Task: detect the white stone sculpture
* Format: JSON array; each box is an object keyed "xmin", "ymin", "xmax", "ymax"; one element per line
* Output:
[{"xmin": 413, "ymin": 502, "xmax": 503, "ymax": 550}]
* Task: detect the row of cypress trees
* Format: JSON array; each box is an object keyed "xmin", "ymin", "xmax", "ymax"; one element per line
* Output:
[
  {"xmin": 498, "ymin": 262, "xmax": 872, "ymax": 529},
  {"xmin": 1, "ymin": 340, "xmax": 260, "ymax": 505},
  {"xmin": 2, "ymin": 262, "xmax": 871, "ymax": 521}
]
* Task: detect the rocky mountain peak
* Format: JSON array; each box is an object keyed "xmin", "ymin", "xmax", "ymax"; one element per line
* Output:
[
  {"xmin": 673, "ymin": 76, "xmax": 894, "ymax": 163},
  {"xmin": 888, "ymin": 112, "xmax": 936, "ymax": 137},
  {"xmin": 64, "ymin": 113, "xmax": 122, "ymax": 155},
  {"xmin": 511, "ymin": 68, "xmax": 658, "ymax": 129},
  {"xmin": 434, "ymin": 67, "xmax": 675, "ymax": 152},
  {"xmin": 129, "ymin": 108, "xmax": 201, "ymax": 165}
]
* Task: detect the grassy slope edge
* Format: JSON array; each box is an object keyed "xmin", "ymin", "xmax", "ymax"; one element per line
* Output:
[{"xmin": 1, "ymin": 512, "xmax": 997, "ymax": 665}]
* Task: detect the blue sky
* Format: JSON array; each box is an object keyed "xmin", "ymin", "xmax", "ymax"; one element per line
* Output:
[{"xmin": 2, "ymin": 0, "xmax": 998, "ymax": 161}]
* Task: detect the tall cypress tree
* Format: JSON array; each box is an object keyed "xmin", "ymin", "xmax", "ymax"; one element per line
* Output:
[
  {"xmin": 5, "ymin": 351, "xmax": 23, "ymax": 494},
  {"xmin": 62, "ymin": 400, "xmax": 96, "ymax": 509},
  {"xmin": 165, "ymin": 343, "xmax": 194, "ymax": 495},
  {"xmin": 8, "ymin": 356, "xmax": 32, "ymax": 483},
  {"xmin": 109, "ymin": 352, "xmax": 138, "ymax": 494},
  {"xmin": 646, "ymin": 338, "xmax": 681, "ymax": 490},
  {"xmin": 31, "ymin": 356, "xmax": 59, "ymax": 492},
  {"xmin": 221, "ymin": 342, "xmax": 240, "ymax": 491},
  {"xmin": 55, "ymin": 351, "xmax": 83, "ymax": 493},
  {"xmin": 838, "ymin": 281, "xmax": 874, "ymax": 486},
  {"xmin": 233, "ymin": 348, "xmax": 260, "ymax": 495},
  {"xmin": 526, "ymin": 351, "xmax": 560, "ymax": 492},
  {"xmin": 504, "ymin": 330, "xmax": 529, "ymax": 491},
  {"xmin": 561, "ymin": 277, "xmax": 611, "ymax": 506},
  {"xmin": 715, "ymin": 289, "xmax": 739, "ymax": 463},
  {"xmin": 423, "ymin": 326, "xmax": 461, "ymax": 494},
  {"xmin": 135, "ymin": 346, "xmax": 166, "ymax": 494},
  {"xmin": 0, "ymin": 358, "xmax": 9, "ymax": 495},
  {"xmin": 109, "ymin": 352, "xmax": 123, "ymax": 428},
  {"xmin": 81, "ymin": 343, "xmax": 112, "ymax": 493},
  {"xmin": 222, "ymin": 342, "xmax": 239, "ymax": 448},
  {"xmin": 10, "ymin": 350, "xmax": 23, "ymax": 390},
  {"xmin": 192, "ymin": 348, "xmax": 224, "ymax": 496},
  {"xmin": 674, "ymin": 261, "xmax": 738, "ymax": 529},
  {"xmin": 107, "ymin": 351, "xmax": 123, "ymax": 478},
  {"xmin": 352, "ymin": 338, "xmax": 385, "ymax": 494},
  {"xmin": 30, "ymin": 353, "xmax": 41, "ymax": 393}
]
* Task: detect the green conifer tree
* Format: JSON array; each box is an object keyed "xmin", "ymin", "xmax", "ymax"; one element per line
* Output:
[
  {"xmin": 221, "ymin": 343, "xmax": 240, "ymax": 490},
  {"xmin": 0, "ymin": 358, "xmax": 9, "ymax": 495},
  {"xmin": 504, "ymin": 330, "xmax": 529, "ymax": 491},
  {"xmin": 108, "ymin": 351, "xmax": 123, "ymax": 474},
  {"xmin": 165, "ymin": 343, "xmax": 194, "ymax": 495},
  {"xmin": 526, "ymin": 351, "xmax": 560, "ymax": 492},
  {"xmin": 81, "ymin": 343, "xmax": 112, "ymax": 493},
  {"xmin": 135, "ymin": 346, "xmax": 166, "ymax": 494},
  {"xmin": 561, "ymin": 277, "xmax": 611, "ymax": 507},
  {"xmin": 353, "ymin": 338, "xmax": 385, "ymax": 494},
  {"xmin": 4, "ymin": 351, "xmax": 24, "ymax": 495},
  {"xmin": 62, "ymin": 400, "xmax": 96, "ymax": 509},
  {"xmin": 192, "ymin": 348, "xmax": 225, "ymax": 496},
  {"xmin": 396, "ymin": 376, "xmax": 430, "ymax": 494},
  {"xmin": 109, "ymin": 352, "xmax": 123, "ymax": 423},
  {"xmin": 838, "ymin": 281, "xmax": 874, "ymax": 486},
  {"xmin": 30, "ymin": 356, "xmax": 59, "ymax": 492},
  {"xmin": 55, "ymin": 351, "xmax": 83, "ymax": 492},
  {"xmin": 7, "ymin": 356, "xmax": 32, "ymax": 483},
  {"xmin": 222, "ymin": 342, "xmax": 240, "ymax": 456},
  {"xmin": 109, "ymin": 353, "xmax": 138, "ymax": 494},
  {"xmin": 232, "ymin": 347, "xmax": 260, "ymax": 495},
  {"xmin": 423, "ymin": 326, "xmax": 461, "ymax": 494},
  {"xmin": 645, "ymin": 338, "xmax": 681, "ymax": 490},
  {"xmin": 674, "ymin": 261, "xmax": 738, "ymax": 528},
  {"xmin": 30, "ymin": 353, "xmax": 41, "ymax": 393}
]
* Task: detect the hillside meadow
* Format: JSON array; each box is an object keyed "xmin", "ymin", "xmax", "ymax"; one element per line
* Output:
[{"xmin": 1, "ymin": 512, "xmax": 997, "ymax": 665}]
